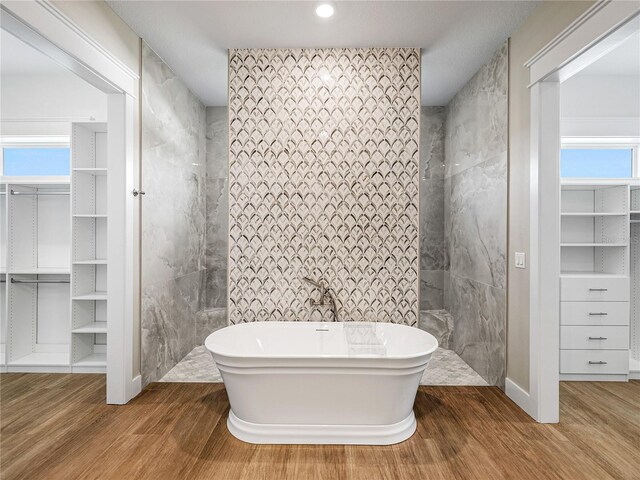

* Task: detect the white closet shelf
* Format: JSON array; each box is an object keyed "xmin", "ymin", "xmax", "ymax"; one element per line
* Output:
[
  {"xmin": 73, "ymin": 291, "xmax": 107, "ymax": 301},
  {"xmin": 9, "ymin": 352, "xmax": 68, "ymax": 366},
  {"xmin": 560, "ymin": 243, "xmax": 627, "ymax": 247},
  {"xmin": 73, "ymin": 353, "xmax": 106, "ymax": 367},
  {"xmin": 72, "ymin": 168, "xmax": 107, "ymax": 176},
  {"xmin": 73, "ymin": 214, "xmax": 107, "ymax": 218},
  {"xmin": 560, "ymin": 212, "xmax": 627, "ymax": 216},
  {"xmin": 560, "ymin": 272, "xmax": 629, "ymax": 278},
  {"xmin": 73, "ymin": 259, "xmax": 107, "ymax": 265},
  {"xmin": 72, "ymin": 322, "xmax": 107, "ymax": 334},
  {"xmin": 8, "ymin": 268, "xmax": 70, "ymax": 275},
  {"xmin": 1, "ymin": 176, "xmax": 70, "ymax": 185}
]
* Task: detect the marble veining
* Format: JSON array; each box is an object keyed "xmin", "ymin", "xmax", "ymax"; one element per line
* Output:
[
  {"xmin": 205, "ymin": 107, "xmax": 229, "ymax": 310},
  {"xmin": 228, "ymin": 48, "xmax": 420, "ymax": 325},
  {"xmin": 419, "ymin": 107, "xmax": 446, "ymax": 315},
  {"xmin": 141, "ymin": 43, "xmax": 207, "ymax": 385},
  {"xmin": 447, "ymin": 153, "xmax": 507, "ymax": 289},
  {"xmin": 420, "ymin": 309, "xmax": 454, "ymax": 350},
  {"xmin": 442, "ymin": 41, "xmax": 508, "ymax": 388},
  {"xmin": 444, "ymin": 42, "xmax": 508, "ymax": 178},
  {"xmin": 449, "ymin": 274, "xmax": 506, "ymax": 388}
]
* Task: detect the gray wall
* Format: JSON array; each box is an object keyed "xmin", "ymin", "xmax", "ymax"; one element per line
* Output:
[
  {"xmin": 444, "ymin": 42, "xmax": 508, "ymax": 388},
  {"xmin": 199, "ymin": 106, "xmax": 229, "ymax": 338},
  {"xmin": 140, "ymin": 43, "xmax": 207, "ymax": 385}
]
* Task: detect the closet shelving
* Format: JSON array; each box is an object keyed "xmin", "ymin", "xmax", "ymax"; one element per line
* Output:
[
  {"xmin": 1, "ymin": 184, "xmax": 6, "ymax": 370},
  {"xmin": 4, "ymin": 179, "xmax": 71, "ymax": 371},
  {"xmin": 560, "ymin": 183, "xmax": 629, "ymax": 276},
  {"xmin": 630, "ymin": 183, "xmax": 639, "ymax": 378},
  {"xmin": 559, "ymin": 180, "xmax": 637, "ymax": 381},
  {"xmin": 1, "ymin": 122, "xmax": 108, "ymax": 373},
  {"xmin": 70, "ymin": 123, "xmax": 108, "ymax": 373}
]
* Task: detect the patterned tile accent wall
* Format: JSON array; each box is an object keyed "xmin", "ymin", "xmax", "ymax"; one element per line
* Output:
[{"xmin": 228, "ymin": 48, "xmax": 420, "ymax": 325}]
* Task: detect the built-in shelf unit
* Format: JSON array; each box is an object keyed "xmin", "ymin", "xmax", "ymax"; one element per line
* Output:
[
  {"xmin": 630, "ymin": 184, "xmax": 640, "ymax": 378},
  {"xmin": 0, "ymin": 122, "xmax": 108, "ymax": 373},
  {"xmin": 71, "ymin": 123, "xmax": 108, "ymax": 373},
  {"xmin": 560, "ymin": 181, "xmax": 639, "ymax": 381},
  {"xmin": 1, "ymin": 183, "xmax": 6, "ymax": 370}
]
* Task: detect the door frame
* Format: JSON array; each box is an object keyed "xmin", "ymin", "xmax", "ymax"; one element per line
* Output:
[
  {"xmin": 1, "ymin": 1, "xmax": 141, "ymax": 404},
  {"xmin": 513, "ymin": 1, "xmax": 640, "ymax": 422}
]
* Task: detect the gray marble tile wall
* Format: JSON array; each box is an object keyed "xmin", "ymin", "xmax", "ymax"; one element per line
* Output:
[
  {"xmin": 203, "ymin": 107, "xmax": 229, "ymax": 336},
  {"xmin": 443, "ymin": 41, "xmax": 508, "ymax": 388},
  {"xmin": 420, "ymin": 107, "xmax": 446, "ymax": 313},
  {"xmin": 141, "ymin": 43, "xmax": 207, "ymax": 386}
]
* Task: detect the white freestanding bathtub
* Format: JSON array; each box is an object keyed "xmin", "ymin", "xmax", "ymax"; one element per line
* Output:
[{"xmin": 204, "ymin": 321, "xmax": 438, "ymax": 445}]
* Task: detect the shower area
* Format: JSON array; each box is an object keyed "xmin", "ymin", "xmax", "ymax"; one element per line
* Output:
[
  {"xmin": 140, "ymin": 42, "xmax": 508, "ymax": 389},
  {"xmin": 419, "ymin": 42, "xmax": 508, "ymax": 387}
]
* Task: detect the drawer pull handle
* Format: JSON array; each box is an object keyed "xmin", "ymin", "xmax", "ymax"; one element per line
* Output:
[
  {"xmin": 588, "ymin": 361, "xmax": 607, "ymax": 365},
  {"xmin": 588, "ymin": 337, "xmax": 607, "ymax": 340},
  {"xmin": 588, "ymin": 312, "xmax": 608, "ymax": 316},
  {"xmin": 588, "ymin": 288, "xmax": 608, "ymax": 292}
]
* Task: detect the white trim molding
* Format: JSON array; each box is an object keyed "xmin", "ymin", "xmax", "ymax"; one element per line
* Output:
[
  {"xmin": 0, "ymin": 1, "xmax": 138, "ymax": 97},
  {"xmin": 526, "ymin": 1, "xmax": 640, "ymax": 85},
  {"xmin": 505, "ymin": 378, "xmax": 535, "ymax": 418},
  {"xmin": 518, "ymin": 0, "xmax": 640, "ymax": 423}
]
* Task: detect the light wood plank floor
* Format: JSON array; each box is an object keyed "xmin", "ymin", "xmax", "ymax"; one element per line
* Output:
[{"xmin": 1, "ymin": 374, "xmax": 638, "ymax": 479}]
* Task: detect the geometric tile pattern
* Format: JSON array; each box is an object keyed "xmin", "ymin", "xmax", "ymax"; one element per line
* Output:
[
  {"xmin": 228, "ymin": 48, "xmax": 421, "ymax": 325},
  {"xmin": 160, "ymin": 346, "xmax": 488, "ymax": 386}
]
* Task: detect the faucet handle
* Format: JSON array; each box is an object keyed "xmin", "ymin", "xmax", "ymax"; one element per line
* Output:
[{"xmin": 302, "ymin": 276, "xmax": 323, "ymax": 289}]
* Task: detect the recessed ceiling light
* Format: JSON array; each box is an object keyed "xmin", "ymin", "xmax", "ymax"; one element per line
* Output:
[{"xmin": 315, "ymin": 2, "xmax": 335, "ymax": 18}]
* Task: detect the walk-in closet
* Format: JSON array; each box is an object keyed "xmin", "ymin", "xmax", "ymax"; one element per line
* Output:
[
  {"xmin": 558, "ymin": 30, "xmax": 640, "ymax": 382},
  {"xmin": 1, "ymin": 29, "xmax": 109, "ymax": 373}
]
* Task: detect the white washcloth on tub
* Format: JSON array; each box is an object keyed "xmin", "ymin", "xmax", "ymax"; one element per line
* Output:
[{"xmin": 344, "ymin": 323, "xmax": 387, "ymax": 356}]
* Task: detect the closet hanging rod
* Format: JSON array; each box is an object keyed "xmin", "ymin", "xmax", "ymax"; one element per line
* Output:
[
  {"xmin": 10, "ymin": 189, "xmax": 69, "ymax": 196},
  {"xmin": 10, "ymin": 278, "xmax": 70, "ymax": 284}
]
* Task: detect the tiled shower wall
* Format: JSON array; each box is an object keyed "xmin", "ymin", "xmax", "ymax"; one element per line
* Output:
[
  {"xmin": 418, "ymin": 42, "xmax": 508, "ymax": 387},
  {"xmin": 228, "ymin": 48, "xmax": 421, "ymax": 325},
  {"xmin": 444, "ymin": 42, "xmax": 508, "ymax": 388},
  {"xmin": 141, "ymin": 43, "xmax": 207, "ymax": 385}
]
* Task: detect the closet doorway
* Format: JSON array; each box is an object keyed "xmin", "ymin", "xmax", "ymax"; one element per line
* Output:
[
  {"xmin": 0, "ymin": 4, "xmax": 140, "ymax": 404},
  {"xmin": 524, "ymin": 3, "xmax": 639, "ymax": 422}
]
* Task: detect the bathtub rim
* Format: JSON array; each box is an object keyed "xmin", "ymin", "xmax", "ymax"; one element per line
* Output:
[
  {"xmin": 204, "ymin": 321, "xmax": 439, "ymax": 361},
  {"xmin": 227, "ymin": 409, "xmax": 418, "ymax": 445}
]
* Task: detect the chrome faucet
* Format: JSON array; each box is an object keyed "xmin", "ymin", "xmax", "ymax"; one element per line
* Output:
[{"xmin": 302, "ymin": 276, "xmax": 338, "ymax": 322}]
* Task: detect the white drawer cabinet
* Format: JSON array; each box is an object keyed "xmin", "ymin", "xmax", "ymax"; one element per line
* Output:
[
  {"xmin": 560, "ymin": 349, "xmax": 629, "ymax": 375},
  {"xmin": 560, "ymin": 277, "xmax": 629, "ymax": 302},
  {"xmin": 560, "ymin": 302, "xmax": 629, "ymax": 326},
  {"xmin": 560, "ymin": 326, "xmax": 629, "ymax": 350}
]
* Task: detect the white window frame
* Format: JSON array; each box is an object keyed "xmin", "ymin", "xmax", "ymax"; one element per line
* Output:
[
  {"xmin": 561, "ymin": 137, "xmax": 640, "ymax": 179},
  {"xmin": 0, "ymin": 136, "xmax": 71, "ymax": 177}
]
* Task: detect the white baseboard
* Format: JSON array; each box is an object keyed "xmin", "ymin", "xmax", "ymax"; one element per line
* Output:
[
  {"xmin": 505, "ymin": 378, "xmax": 536, "ymax": 420},
  {"xmin": 129, "ymin": 375, "xmax": 142, "ymax": 400}
]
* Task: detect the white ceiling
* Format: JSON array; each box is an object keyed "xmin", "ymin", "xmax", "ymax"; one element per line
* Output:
[
  {"xmin": 107, "ymin": 0, "xmax": 539, "ymax": 106},
  {"xmin": 578, "ymin": 30, "xmax": 640, "ymax": 76}
]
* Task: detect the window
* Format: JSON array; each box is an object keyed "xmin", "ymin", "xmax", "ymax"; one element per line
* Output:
[
  {"xmin": 560, "ymin": 144, "xmax": 637, "ymax": 179},
  {"xmin": 1, "ymin": 144, "xmax": 70, "ymax": 177}
]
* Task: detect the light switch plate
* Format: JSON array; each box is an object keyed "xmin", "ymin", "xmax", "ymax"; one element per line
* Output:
[{"xmin": 515, "ymin": 252, "xmax": 526, "ymax": 269}]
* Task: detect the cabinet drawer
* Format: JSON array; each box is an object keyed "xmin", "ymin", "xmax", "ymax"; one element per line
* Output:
[
  {"xmin": 560, "ymin": 277, "xmax": 629, "ymax": 302},
  {"xmin": 560, "ymin": 302, "xmax": 629, "ymax": 326},
  {"xmin": 560, "ymin": 350, "xmax": 629, "ymax": 374},
  {"xmin": 560, "ymin": 326, "xmax": 628, "ymax": 350}
]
